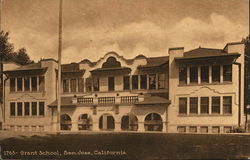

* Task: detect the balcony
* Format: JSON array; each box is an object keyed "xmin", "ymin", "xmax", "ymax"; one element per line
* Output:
[{"xmin": 77, "ymin": 96, "xmax": 139, "ymax": 105}]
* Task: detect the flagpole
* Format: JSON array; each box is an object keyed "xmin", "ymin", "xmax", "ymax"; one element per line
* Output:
[{"xmin": 57, "ymin": 0, "xmax": 62, "ymax": 132}]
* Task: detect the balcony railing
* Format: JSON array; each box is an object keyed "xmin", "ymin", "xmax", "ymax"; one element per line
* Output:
[
  {"xmin": 77, "ymin": 98, "xmax": 93, "ymax": 104},
  {"xmin": 98, "ymin": 97, "xmax": 115, "ymax": 104},
  {"xmin": 77, "ymin": 96, "xmax": 139, "ymax": 105},
  {"xmin": 121, "ymin": 96, "xmax": 139, "ymax": 103}
]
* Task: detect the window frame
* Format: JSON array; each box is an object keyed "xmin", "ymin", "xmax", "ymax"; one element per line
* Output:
[
  {"xmin": 189, "ymin": 97, "xmax": 198, "ymax": 114},
  {"xmin": 179, "ymin": 97, "xmax": 187, "ymax": 114}
]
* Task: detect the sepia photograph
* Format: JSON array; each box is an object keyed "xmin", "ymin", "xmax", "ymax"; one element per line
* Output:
[{"xmin": 0, "ymin": 0, "xmax": 249, "ymax": 159}]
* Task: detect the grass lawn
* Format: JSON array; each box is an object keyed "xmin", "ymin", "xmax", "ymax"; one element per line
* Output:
[{"xmin": 0, "ymin": 132, "xmax": 250, "ymax": 160}]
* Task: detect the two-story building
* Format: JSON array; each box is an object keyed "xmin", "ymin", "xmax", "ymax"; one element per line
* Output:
[{"xmin": 1, "ymin": 41, "xmax": 248, "ymax": 133}]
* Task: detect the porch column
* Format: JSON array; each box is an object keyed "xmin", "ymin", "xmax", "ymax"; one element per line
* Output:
[
  {"xmin": 92, "ymin": 116, "xmax": 99, "ymax": 131},
  {"xmin": 71, "ymin": 121, "xmax": 78, "ymax": 131},
  {"xmin": 138, "ymin": 122, "xmax": 145, "ymax": 132},
  {"xmin": 162, "ymin": 121, "xmax": 167, "ymax": 132},
  {"xmin": 115, "ymin": 120, "xmax": 121, "ymax": 131}
]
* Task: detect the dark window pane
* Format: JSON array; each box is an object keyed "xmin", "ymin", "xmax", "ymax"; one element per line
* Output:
[
  {"xmin": 10, "ymin": 102, "xmax": 15, "ymax": 116},
  {"xmin": 132, "ymin": 75, "xmax": 138, "ymax": 90},
  {"xmin": 86, "ymin": 78, "xmax": 92, "ymax": 92},
  {"xmin": 201, "ymin": 66, "xmax": 209, "ymax": 83},
  {"xmin": 39, "ymin": 76, "xmax": 45, "ymax": 91},
  {"xmin": 190, "ymin": 67, "xmax": 198, "ymax": 83},
  {"xmin": 212, "ymin": 97, "xmax": 220, "ymax": 114},
  {"xmin": 93, "ymin": 77, "xmax": 99, "ymax": 91},
  {"xmin": 190, "ymin": 97, "xmax": 198, "ymax": 114},
  {"xmin": 24, "ymin": 102, "xmax": 30, "ymax": 116},
  {"xmin": 149, "ymin": 74, "xmax": 156, "ymax": 89},
  {"xmin": 70, "ymin": 79, "xmax": 77, "ymax": 92},
  {"xmin": 78, "ymin": 78, "xmax": 84, "ymax": 92},
  {"xmin": 140, "ymin": 75, "xmax": 147, "ymax": 89},
  {"xmin": 17, "ymin": 102, "xmax": 22, "ymax": 116},
  {"xmin": 158, "ymin": 74, "xmax": 166, "ymax": 89},
  {"xmin": 123, "ymin": 76, "xmax": 130, "ymax": 90},
  {"xmin": 24, "ymin": 77, "xmax": 30, "ymax": 91},
  {"xmin": 108, "ymin": 77, "xmax": 115, "ymax": 91},
  {"xmin": 200, "ymin": 97, "xmax": 209, "ymax": 114},
  {"xmin": 17, "ymin": 77, "xmax": 23, "ymax": 91},
  {"xmin": 179, "ymin": 67, "xmax": 187, "ymax": 84},
  {"xmin": 179, "ymin": 98, "xmax": 187, "ymax": 114},
  {"xmin": 223, "ymin": 65, "xmax": 232, "ymax": 82},
  {"xmin": 63, "ymin": 79, "xmax": 69, "ymax": 92},
  {"xmin": 212, "ymin": 65, "xmax": 220, "ymax": 82},
  {"xmin": 31, "ymin": 77, "xmax": 37, "ymax": 91},
  {"xmin": 32, "ymin": 102, "xmax": 37, "ymax": 116},
  {"xmin": 39, "ymin": 102, "xmax": 45, "ymax": 116},
  {"xmin": 223, "ymin": 96, "xmax": 232, "ymax": 114},
  {"xmin": 10, "ymin": 78, "xmax": 15, "ymax": 92}
]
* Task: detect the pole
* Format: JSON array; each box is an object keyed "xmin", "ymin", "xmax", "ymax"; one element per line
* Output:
[{"xmin": 57, "ymin": 0, "xmax": 62, "ymax": 132}]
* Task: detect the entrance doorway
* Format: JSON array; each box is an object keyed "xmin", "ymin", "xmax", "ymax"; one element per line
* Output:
[{"xmin": 99, "ymin": 114, "xmax": 115, "ymax": 130}]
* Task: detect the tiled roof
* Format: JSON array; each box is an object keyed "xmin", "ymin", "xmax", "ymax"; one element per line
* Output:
[
  {"xmin": 61, "ymin": 63, "xmax": 81, "ymax": 72},
  {"xmin": 135, "ymin": 95, "xmax": 170, "ymax": 105},
  {"xmin": 48, "ymin": 97, "xmax": 77, "ymax": 107},
  {"xmin": 11, "ymin": 62, "xmax": 42, "ymax": 71},
  {"xmin": 183, "ymin": 47, "xmax": 227, "ymax": 58},
  {"xmin": 138, "ymin": 56, "xmax": 169, "ymax": 68}
]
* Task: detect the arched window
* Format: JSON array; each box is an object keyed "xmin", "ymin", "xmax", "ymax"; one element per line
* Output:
[
  {"xmin": 121, "ymin": 114, "xmax": 138, "ymax": 131},
  {"xmin": 144, "ymin": 113, "xmax": 163, "ymax": 131},
  {"xmin": 60, "ymin": 114, "xmax": 72, "ymax": 131},
  {"xmin": 99, "ymin": 114, "xmax": 115, "ymax": 130},
  {"xmin": 78, "ymin": 114, "xmax": 92, "ymax": 130}
]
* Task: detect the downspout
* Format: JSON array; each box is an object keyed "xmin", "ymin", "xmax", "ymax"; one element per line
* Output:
[{"xmin": 233, "ymin": 62, "xmax": 241, "ymax": 127}]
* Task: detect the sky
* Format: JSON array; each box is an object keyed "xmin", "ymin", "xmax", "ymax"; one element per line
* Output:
[{"xmin": 2, "ymin": 0, "xmax": 249, "ymax": 63}]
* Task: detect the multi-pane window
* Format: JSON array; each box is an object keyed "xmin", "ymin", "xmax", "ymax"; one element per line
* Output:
[
  {"xmin": 24, "ymin": 102, "xmax": 30, "ymax": 116},
  {"xmin": 78, "ymin": 78, "xmax": 84, "ymax": 92},
  {"xmin": 177, "ymin": 126, "xmax": 186, "ymax": 133},
  {"xmin": 190, "ymin": 97, "xmax": 198, "ymax": 114},
  {"xmin": 179, "ymin": 67, "xmax": 187, "ymax": 84},
  {"xmin": 158, "ymin": 74, "xmax": 166, "ymax": 89},
  {"xmin": 108, "ymin": 77, "xmax": 115, "ymax": 91},
  {"xmin": 63, "ymin": 79, "xmax": 69, "ymax": 93},
  {"xmin": 31, "ymin": 77, "xmax": 37, "ymax": 91},
  {"xmin": 200, "ymin": 126, "xmax": 208, "ymax": 133},
  {"xmin": 17, "ymin": 77, "xmax": 23, "ymax": 91},
  {"xmin": 132, "ymin": 75, "xmax": 138, "ymax": 90},
  {"xmin": 17, "ymin": 102, "xmax": 22, "ymax": 116},
  {"xmin": 140, "ymin": 75, "xmax": 147, "ymax": 89},
  {"xmin": 201, "ymin": 66, "xmax": 209, "ymax": 83},
  {"xmin": 123, "ymin": 76, "xmax": 130, "ymax": 90},
  {"xmin": 32, "ymin": 102, "xmax": 37, "ymax": 116},
  {"xmin": 93, "ymin": 77, "xmax": 99, "ymax": 91},
  {"xmin": 70, "ymin": 79, "xmax": 77, "ymax": 92},
  {"xmin": 223, "ymin": 96, "xmax": 232, "ymax": 114},
  {"xmin": 223, "ymin": 65, "xmax": 232, "ymax": 82},
  {"xmin": 24, "ymin": 77, "xmax": 30, "ymax": 91},
  {"xmin": 212, "ymin": 65, "xmax": 220, "ymax": 82},
  {"xmin": 179, "ymin": 98, "xmax": 187, "ymax": 114},
  {"xmin": 10, "ymin": 102, "xmax": 15, "ymax": 116},
  {"xmin": 190, "ymin": 67, "xmax": 198, "ymax": 84},
  {"xmin": 149, "ymin": 74, "xmax": 156, "ymax": 89},
  {"xmin": 86, "ymin": 78, "xmax": 92, "ymax": 92},
  {"xmin": 212, "ymin": 97, "xmax": 220, "ymax": 114},
  {"xmin": 200, "ymin": 97, "xmax": 209, "ymax": 114},
  {"xmin": 10, "ymin": 78, "xmax": 15, "ymax": 92},
  {"xmin": 224, "ymin": 126, "xmax": 232, "ymax": 133},
  {"xmin": 39, "ymin": 102, "xmax": 45, "ymax": 116},
  {"xmin": 189, "ymin": 126, "xmax": 197, "ymax": 133},
  {"xmin": 212, "ymin": 126, "xmax": 220, "ymax": 133},
  {"xmin": 39, "ymin": 76, "xmax": 45, "ymax": 91}
]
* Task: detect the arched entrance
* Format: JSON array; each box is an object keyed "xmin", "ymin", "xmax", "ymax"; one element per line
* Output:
[
  {"xmin": 144, "ymin": 113, "xmax": 163, "ymax": 131},
  {"xmin": 60, "ymin": 114, "xmax": 72, "ymax": 130},
  {"xmin": 121, "ymin": 114, "xmax": 138, "ymax": 131},
  {"xmin": 78, "ymin": 114, "xmax": 92, "ymax": 130},
  {"xmin": 99, "ymin": 114, "xmax": 115, "ymax": 130}
]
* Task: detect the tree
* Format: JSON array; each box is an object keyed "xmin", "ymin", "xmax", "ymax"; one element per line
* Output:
[{"xmin": 15, "ymin": 48, "xmax": 33, "ymax": 65}]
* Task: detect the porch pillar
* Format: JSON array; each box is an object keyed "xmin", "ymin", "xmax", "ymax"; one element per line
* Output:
[
  {"xmin": 115, "ymin": 121, "xmax": 121, "ymax": 131},
  {"xmin": 71, "ymin": 121, "xmax": 78, "ymax": 131},
  {"xmin": 138, "ymin": 122, "xmax": 145, "ymax": 132}
]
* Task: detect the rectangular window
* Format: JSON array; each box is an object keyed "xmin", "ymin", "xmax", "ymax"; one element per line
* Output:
[
  {"xmin": 200, "ymin": 126, "xmax": 208, "ymax": 133},
  {"xmin": 179, "ymin": 97, "xmax": 187, "ymax": 114},
  {"xmin": 201, "ymin": 66, "xmax": 209, "ymax": 83},
  {"xmin": 24, "ymin": 77, "xmax": 30, "ymax": 91},
  {"xmin": 200, "ymin": 97, "xmax": 209, "ymax": 114},
  {"xmin": 86, "ymin": 78, "xmax": 92, "ymax": 92},
  {"xmin": 212, "ymin": 126, "xmax": 220, "ymax": 133},
  {"xmin": 17, "ymin": 102, "xmax": 22, "ymax": 116},
  {"xmin": 158, "ymin": 74, "xmax": 166, "ymax": 89},
  {"xmin": 17, "ymin": 77, "xmax": 23, "ymax": 91},
  {"xmin": 70, "ymin": 79, "xmax": 77, "ymax": 92},
  {"xmin": 212, "ymin": 97, "xmax": 220, "ymax": 114},
  {"xmin": 31, "ymin": 102, "xmax": 37, "ymax": 116},
  {"xmin": 10, "ymin": 78, "xmax": 15, "ymax": 92},
  {"xmin": 108, "ymin": 77, "xmax": 115, "ymax": 91},
  {"xmin": 24, "ymin": 102, "xmax": 30, "ymax": 116},
  {"xmin": 224, "ymin": 126, "xmax": 232, "ymax": 133},
  {"xmin": 223, "ymin": 65, "xmax": 232, "ymax": 82},
  {"xmin": 189, "ymin": 126, "xmax": 197, "ymax": 133},
  {"xmin": 149, "ymin": 74, "xmax": 156, "ymax": 89},
  {"xmin": 39, "ymin": 76, "xmax": 45, "ymax": 91},
  {"xmin": 212, "ymin": 65, "xmax": 220, "ymax": 82},
  {"xmin": 132, "ymin": 75, "xmax": 138, "ymax": 90},
  {"xmin": 93, "ymin": 77, "xmax": 99, "ymax": 91},
  {"xmin": 63, "ymin": 79, "xmax": 69, "ymax": 93},
  {"xmin": 190, "ymin": 97, "xmax": 198, "ymax": 114},
  {"xmin": 179, "ymin": 67, "xmax": 187, "ymax": 84},
  {"xmin": 39, "ymin": 102, "xmax": 45, "ymax": 116},
  {"xmin": 223, "ymin": 96, "xmax": 232, "ymax": 114},
  {"xmin": 177, "ymin": 126, "xmax": 186, "ymax": 133},
  {"xmin": 10, "ymin": 102, "xmax": 15, "ymax": 116},
  {"xmin": 78, "ymin": 78, "xmax": 84, "ymax": 92},
  {"xmin": 190, "ymin": 67, "xmax": 198, "ymax": 83},
  {"xmin": 123, "ymin": 76, "xmax": 130, "ymax": 90},
  {"xmin": 140, "ymin": 75, "xmax": 147, "ymax": 89},
  {"xmin": 31, "ymin": 77, "xmax": 37, "ymax": 91}
]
